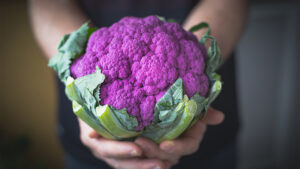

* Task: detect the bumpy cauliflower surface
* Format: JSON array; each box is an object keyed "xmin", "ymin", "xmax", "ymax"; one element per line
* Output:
[{"xmin": 70, "ymin": 16, "xmax": 209, "ymax": 130}]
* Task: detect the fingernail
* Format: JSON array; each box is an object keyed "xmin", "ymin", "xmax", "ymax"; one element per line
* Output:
[
  {"xmin": 153, "ymin": 166, "xmax": 161, "ymax": 169},
  {"xmin": 162, "ymin": 141, "xmax": 174, "ymax": 153},
  {"xmin": 130, "ymin": 149, "xmax": 140, "ymax": 156}
]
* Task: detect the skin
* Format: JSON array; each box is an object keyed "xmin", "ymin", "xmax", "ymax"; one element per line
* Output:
[
  {"xmin": 29, "ymin": 0, "xmax": 249, "ymax": 168},
  {"xmin": 183, "ymin": 0, "xmax": 249, "ymax": 61}
]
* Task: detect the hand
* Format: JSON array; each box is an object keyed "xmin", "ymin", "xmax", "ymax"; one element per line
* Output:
[
  {"xmin": 78, "ymin": 119, "xmax": 166, "ymax": 169},
  {"xmin": 135, "ymin": 107, "xmax": 224, "ymax": 169}
]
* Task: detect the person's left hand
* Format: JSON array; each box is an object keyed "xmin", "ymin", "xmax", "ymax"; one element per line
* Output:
[{"xmin": 134, "ymin": 107, "xmax": 224, "ymax": 169}]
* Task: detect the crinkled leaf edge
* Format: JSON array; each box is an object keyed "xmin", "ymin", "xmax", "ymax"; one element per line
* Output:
[{"xmin": 48, "ymin": 22, "xmax": 95, "ymax": 83}]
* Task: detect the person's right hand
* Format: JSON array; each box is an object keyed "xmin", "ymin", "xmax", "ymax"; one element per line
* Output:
[{"xmin": 78, "ymin": 119, "xmax": 166, "ymax": 169}]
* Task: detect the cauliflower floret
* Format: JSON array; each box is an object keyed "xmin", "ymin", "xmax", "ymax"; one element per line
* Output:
[{"xmin": 71, "ymin": 16, "xmax": 209, "ymax": 129}]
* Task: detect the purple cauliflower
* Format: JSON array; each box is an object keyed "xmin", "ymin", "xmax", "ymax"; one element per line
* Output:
[{"xmin": 70, "ymin": 16, "xmax": 209, "ymax": 130}]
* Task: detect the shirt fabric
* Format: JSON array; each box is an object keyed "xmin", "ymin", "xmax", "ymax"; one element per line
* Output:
[{"xmin": 56, "ymin": 0, "xmax": 240, "ymax": 168}]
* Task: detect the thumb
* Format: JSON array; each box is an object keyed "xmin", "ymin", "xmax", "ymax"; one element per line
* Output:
[{"xmin": 201, "ymin": 107, "xmax": 225, "ymax": 125}]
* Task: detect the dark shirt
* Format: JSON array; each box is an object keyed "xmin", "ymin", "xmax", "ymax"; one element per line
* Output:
[{"xmin": 57, "ymin": 0, "xmax": 239, "ymax": 168}]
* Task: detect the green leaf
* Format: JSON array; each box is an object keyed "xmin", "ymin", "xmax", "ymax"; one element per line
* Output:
[
  {"xmin": 143, "ymin": 70, "xmax": 222, "ymax": 143},
  {"xmin": 143, "ymin": 79, "xmax": 185, "ymax": 142},
  {"xmin": 65, "ymin": 76, "xmax": 80, "ymax": 101},
  {"xmin": 205, "ymin": 36, "xmax": 222, "ymax": 74},
  {"xmin": 167, "ymin": 18, "xmax": 178, "ymax": 23},
  {"xmin": 207, "ymin": 76, "xmax": 222, "ymax": 105},
  {"xmin": 72, "ymin": 68, "xmax": 104, "ymax": 114},
  {"xmin": 156, "ymin": 98, "xmax": 196, "ymax": 143},
  {"xmin": 65, "ymin": 70, "xmax": 117, "ymax": 139},
  {"xmin": 188, "ymin": 22, "xmax": 211, "ymax": 46},
  {"xmin": 189, "ymin": 22, "xmax": 210, "ymax": 33},
  {"xmin": 74, "ymin": 67, "xmax": 105, "ymax": 96},
  {"xmin": 152, "ymin": 78, "xmax": 184, "ymax": 124},
  {"xmin": 156, "ymin": 15, "xmax": 166, "ymax": 22},
  {"xmin": 158, "ymin": 78, "xmax": 184, "ymax": 107},
  {"xmin": 143, "ymin": 99, "xmax": 184, "ymax": 142},
  {"xmin": 156, "ymin": 16, "xmax": 177, "ymax": 23},
  {"xmin": 193, "ymin": 74, "xmax": 222, "ymax": 122},
  {"xmin": 109, "ymin": 106, "xmax": 139, "ymax": 131},
  {"xmin": 96, "ymin": 105, "xmax": 141, "ymax": 138},
  {"xmin": 190, "ymin": 93, "xmax": 206, "ymax": 118},
  {"xmin": 66, "ymin": 68, "xmax": 140, "ymax": 139},
  {"xmin": 72, "ymin": 100, "xmax": 116, "ymax": 139},
  {"xmin": 48, "ymin": 22, "xmax": 96, "ymax": 83}
]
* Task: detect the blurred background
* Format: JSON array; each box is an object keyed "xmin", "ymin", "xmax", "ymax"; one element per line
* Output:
[
  {"xmin": 0, "ymin": 1, "xmax": 63, "ymax": 169},
  {"xmin": 236, "ymin": 1, "xmax": 300, "ymax": 169},
  {"xmin": 0, "ymin": 0, "xmax": 299, "ymax": 169}
]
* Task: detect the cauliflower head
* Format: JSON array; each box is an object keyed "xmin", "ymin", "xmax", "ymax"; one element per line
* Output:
[{"xmin": 70, "ymin": 16, "xmax": 209, "ymax": 129}]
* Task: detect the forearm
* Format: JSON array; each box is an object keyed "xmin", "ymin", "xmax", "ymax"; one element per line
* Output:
[
  {"xmin": 29, "ymin": 0, "xmax": 88, "ymax": 59},
  {"xmin": 183, "ymin": 0, "xmax": 249, "ymax": 61}
]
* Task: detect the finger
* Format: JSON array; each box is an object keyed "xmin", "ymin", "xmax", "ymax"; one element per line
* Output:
[
  {"xmin": 160, "ymin": 121, "xmax": 206, "ymax": 155},
  {"xmin": 87, "ymin": 137, "xmax": 143, "ymax": 158},
  {"xmin": 201, "ymin": 107, "xmax": 225, "ymax": 125},
  {"xmin": 135, "ymin": 137, "xmax": 167, "ymax": 158},
  {"xmin": 105, "ymin": 157, "xmax": 165, "ymax": 169},
  {"xmin": 135, "ymin": 137, "xmax": 179, "ymax": 165},
  {"xmin": 183, "ymin": 119, "xmax": 207, "ymax": 138},
  {"xmin": 78, "ymin": 119, "xmax": 142, "ymax": 158},
  {"xmin": 78, "ymin": 118, "xmax": 94, "ymax": 133},
  {"xmin": 89, "ymin": 130, "xmax": 99, "ymax": 138},
  {"xmin": 78, "ymin": 119, "xmax": 101, "ymax": 147}
]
